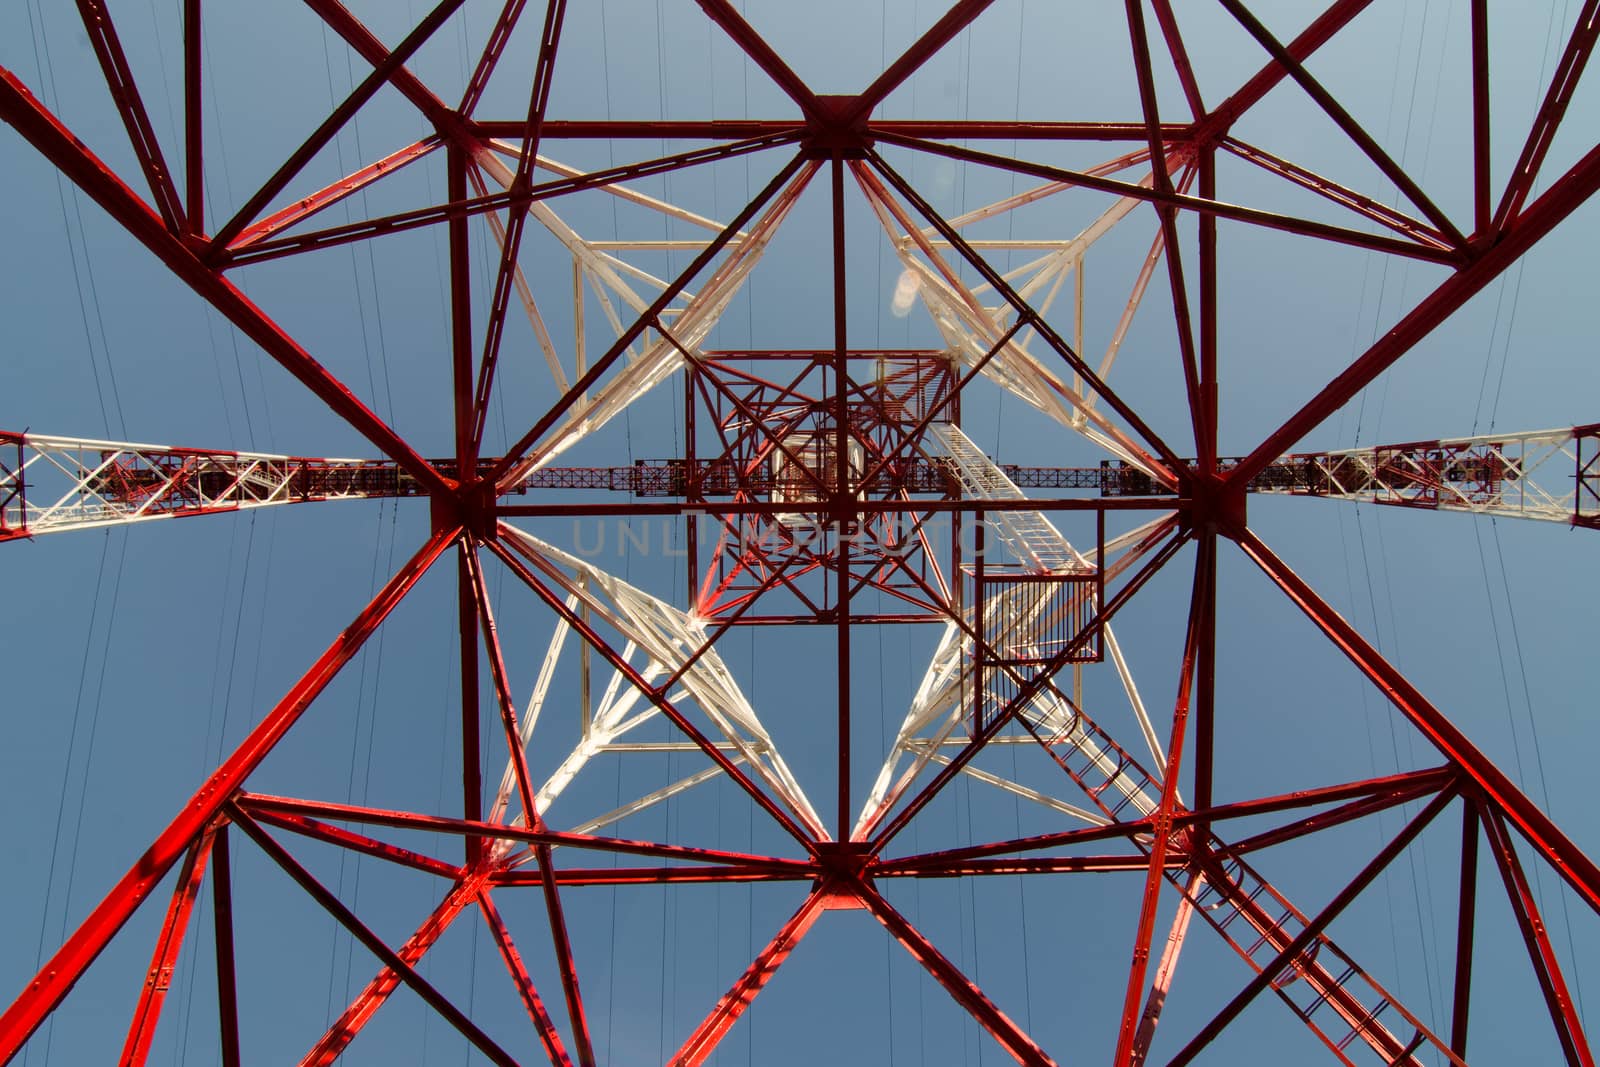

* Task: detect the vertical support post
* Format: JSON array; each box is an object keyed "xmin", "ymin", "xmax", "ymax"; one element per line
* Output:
[
  {"xmin": 119, "ymin": 833, "xmax": 214, "ymax": 1067},
  {"xmin": 183, "ymin": 0, "xmax": 202, "ymax": 232},
  {"xmin": 1470, "ymin": 0, "xmax": 1491, "ymax": 238},
  {"xmin": 1125, "ymin": 0, "xmax": 1202, "ymax": 461},
  {"xmin": 1481, "ymin": 804, "xmax": 1595, "ymax": 1067},
  {"xmin": 211, "ymin": 826, "xmax": 241, "ymax": 1067},
  {"xmin": 1130, "ymin": 872, "xmax": 1200, "ymax": 1065},
  {"xmin": 457, "ymin": 544, "xmax": 483, "ymax": 865},
  {"xmin": 1450, "ymin": 801, "xmax": 1479, "ymax": 1059},
  {"xmin": 1113, "ymin": 536, "xmax": 1209, "ymax": 1067},
  {"xmin": 477, "ymin": 890, "xmax": 572, "ymax": 1066},
  {"xmin": 1197, "ymin": 147, "xmax": 1218, "ymax": 475},
  {"xmin": 448, "ymin": 146, "xmax": 475, "ymax": 470},
  {"xmin": 1193, "ymin": 527, "xmax": 1216, "ymax": 813},
  {"xmin": 464, "ymin": 544, "xmax": 539, "ymax": 825},
  {"xmin": 531, "ymin": 844, "xmax": 596, "ymax": 1067},
  {"xmin": 832, "ymin": 154, "xmax": 851, "ymax": 842},
  {"xmin": 1195, "ymin": 145, "xmax": 1222, "ymax": 823},
  {"xmin": 75, "ymin": 0, "xmax": 184, "ymax": 234}
]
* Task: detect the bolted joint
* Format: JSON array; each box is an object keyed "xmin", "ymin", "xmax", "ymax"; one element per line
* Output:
[
  {"xmin": 802, "ymin": 95, "xmax": 874, "ymax": 159},
  {"xmin": 813, "ymin": 840, "xmax": 874, "ymax": 880},
  {"xmin": 431, "ymin": 477, "xmax": 499, "ymax": 539},
  {"xmin": 813, "ymin": 841, "xmax": 875, "ymax": 909},
  {"xmin": 1182, "ymin": 473, "xmax": 1248, "ymax": 540}
]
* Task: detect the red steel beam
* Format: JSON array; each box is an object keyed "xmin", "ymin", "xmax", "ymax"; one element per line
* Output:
[
  {"xmin": 860, "ymin": 883, "xmax": 1056, "ymax": 1066},
  {"xmin": 448, "ymin": 148, "xmax": 477, "ymax": 471},
  {"xmin": 880, "ymin": 120, "xmax": 1176, "ymax": 141},
  {"xmin": 455, "ymin": 545, "xmax": 484, "ymax": 866},
  {"xmin": 1150, "ymin": 0, "xmax": 1205, "ymax": 120},
  {"xmin": 1492, "ymin": 0, "xmax": 1600, "ymax": 230},
  {"xmin": 1237, "ymin": 529, "xmax": 1600, "ymax": 916},
  {"xmin": 302, "ymin": 0, "xmax": 460, "ymax": 132},
  {"xmin": 870, "ymin": 132, "xmax": 1460, "ymax": 266},
  {"xmin": 1231, "ymin": 139, "xmax": 1600, "ymax": 485},
  {"xmin": 1114, "ymin": 536, "xmax": 1211, "ymax": 1066},
  {"xmin": 1480, "ymin": 804, "xmax": 1595, "ymax": 1067},
  {"xmin": 1219, "ymin": 137, "xmax": 1451, "ymax": 249},
  {"xmin": 670, "ymin": 889, "xmax": 829, "ymax": 1065},
  {"xmin": 1131, "ymin": 872, "xmax": 1200, "ymax": 1065},
  {"xmin": 471, "ymin": 0, "xmax": 569, "ymax": 453},
  {"xmin": 850, "ymin": 0, "xmax": 995, "ymax": 124},
  {"xmin": 1450, "ymin": 803, "xmax": 1480, "ymax": 1059},
  {"xmin": 461, "ymin": 0, "xmax": 531, "ymax": 115},
  {"xmin": 118, "ymin": 833, "xmax": 214, "ymax": 1067},
  {"xmin": 694, "ymin": 0, "xmax": 818, "ymax": 120},
  {"xmin": 530, "ymin": 849, "xmax": 595, "ymax": 1064},
  {"xmin": 477, "ymin": 890, "xmax": 573, "ymax": 1067},
  {"xmin": 0, "ymin": 71, "xmax": 452, "ymax": 496},
  {"xmin": 876, "ymin": 855, "xmax": 1172, "ymax": 877},
  {"xmin": 210, "ymin": 828, "xmax": 241, "ymax": 1067},
  {"xmin": 1125, "ymin": 0, "xmax": 1204, "ymax": 460},
  {"xmin": 493, "ymin": 864, "xmax": 814, "ymax": 887},
  {"xmin": 497, "ymin": 497, "xmax": 1177, "ymax": 519},
  {"xmin": 831, "ymin": 155, "xmax": 852, "ymax": 843},
  {"xmin": 1470, "ymin": 0, "xmax": 1491, "ymax": 237},
  {"xmin": 248, "ymin": 808, "xmax": 464, "ymax": 881},
  {"xmin": 464, "ymin": 543, "xmax": 540, "ymax": 825},
  {"xmin": 1223, "ymin": 780, "xmax": 1453, "ymax": 855},
  {"xmin": 0, "ymin": 528, "xmax": 454, "ymax": 1063},
  {"xmin": 75, "ymin": 0, "xmax": 185, "ymax": 234},
  {"xmin": 227, "ymin": 128, "xmax": 790, "ymax": 264},
  {"xmin": 223, "ymin": 187, "xmax": 510, "ymax": 267},
  {"xmin": 1198, "ymin": 0, "xmax": 1374, "ymax": 140},
  {"xmin": 469, "ymin": 119, "xmax": 1174, "ymax": 140},
  {"xmin": 1192, "ymin": 125, "xmax": 1218, "ymax": 798},
  {"xmin": 182, "ymin": 0, "xmax": 202, "ymax": 229},
  {"xmin": 228, "ymin": 137, "xmax": 442, "ymax": 250},
  {"xmin": 883, "ymin": 764, "xmax": 1455, "ymax": 872},
  {"xmin": 237, "ymin": 792, "xmax": 816, "ymax": 871}
]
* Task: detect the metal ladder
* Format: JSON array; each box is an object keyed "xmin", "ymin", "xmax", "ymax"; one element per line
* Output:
[
  {"xmin": 927, "ymin": 423, "xmax": 1086, "ymax": 573},
  {"xmin": 1015, "ymin": 692, "xmax": 1453, "ymax": 1066}
]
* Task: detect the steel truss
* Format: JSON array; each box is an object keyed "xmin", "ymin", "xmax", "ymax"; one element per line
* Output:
[
  {"xmin": 2, "ymin": 2, "xmax": 1599, "ymax": 1066},
  {"xmin": 9, "ymin": 419, "xmax": 1593, "ymax": 542}
]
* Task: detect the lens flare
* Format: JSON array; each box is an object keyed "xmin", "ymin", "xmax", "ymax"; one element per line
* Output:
[{"xmin": 890, "ymin": 268, "xmax": 922, "ymax": 318}]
